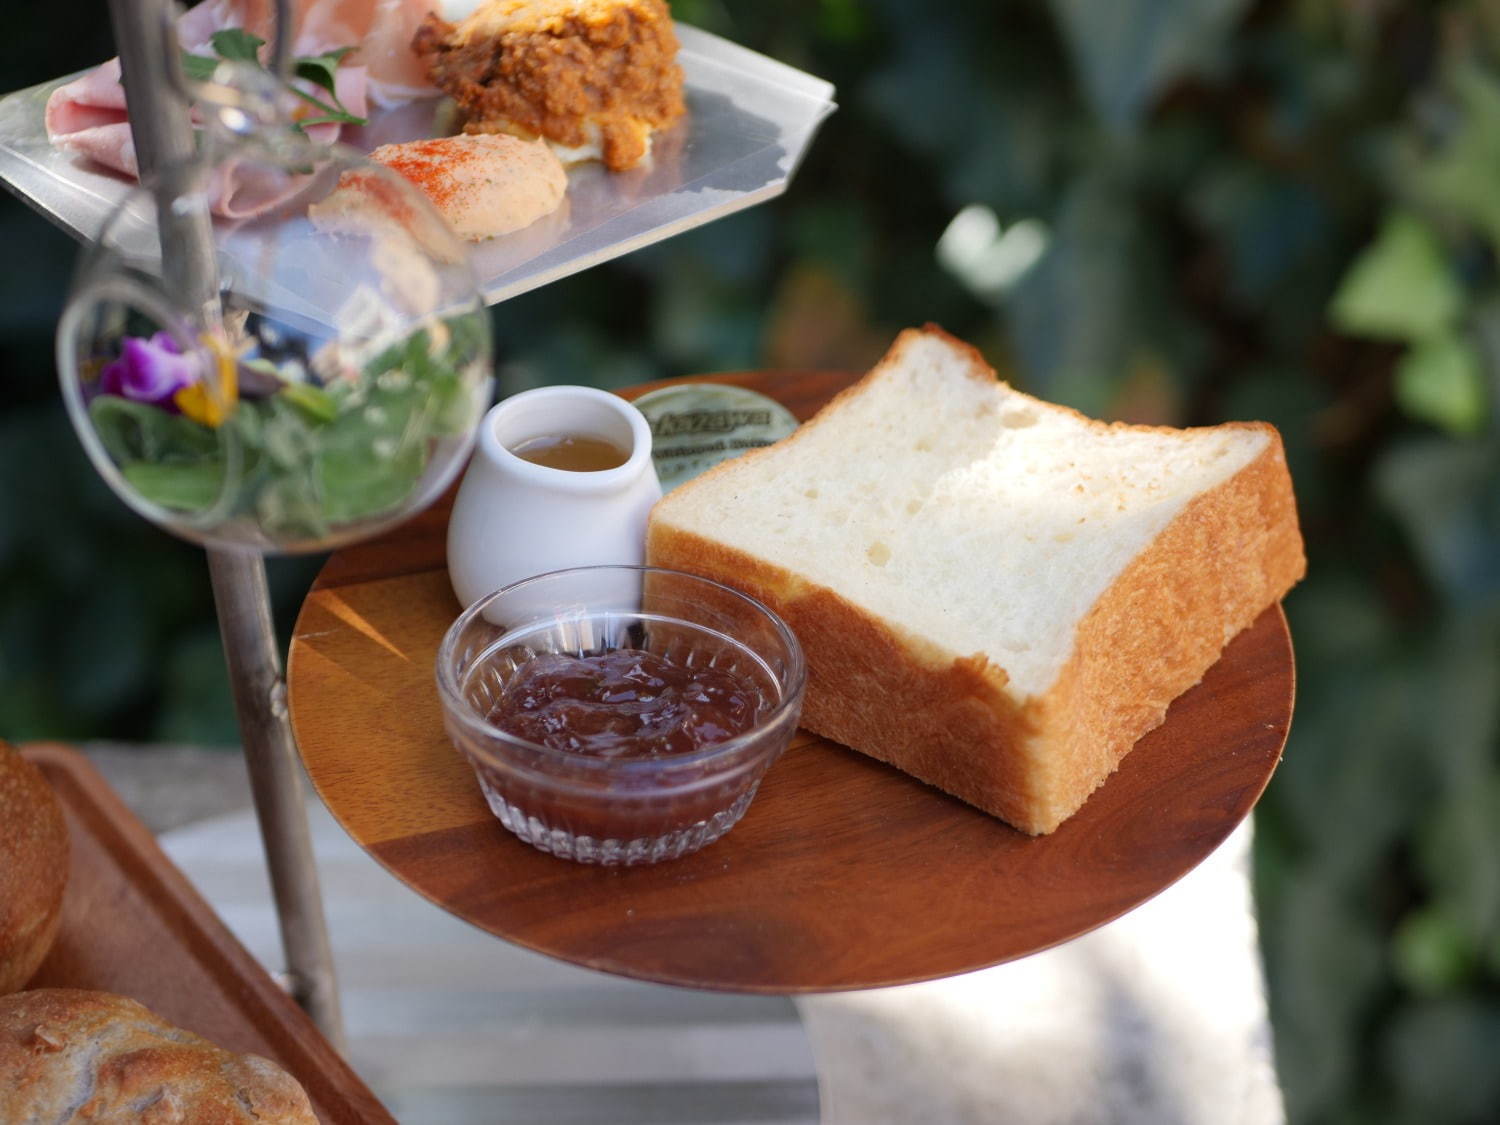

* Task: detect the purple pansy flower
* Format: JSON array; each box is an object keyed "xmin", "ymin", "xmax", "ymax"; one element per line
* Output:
[{"xmin": 99, "ymin": 332, "xmax": 199, "ymax": 410}]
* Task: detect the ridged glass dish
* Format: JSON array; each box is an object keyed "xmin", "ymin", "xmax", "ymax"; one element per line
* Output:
[{"xmin": 436, "ymin": 566, "xmax": 806, "ymax": 866}]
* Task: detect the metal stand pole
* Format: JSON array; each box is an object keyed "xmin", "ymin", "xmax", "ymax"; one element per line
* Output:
[
  {"xmin": 106, "ymin": 0, "xmax": 345, "ymax": 1047},
  {"xmin": 208, "ymin": 550, "xmax": 345, "ymax": 1047}
]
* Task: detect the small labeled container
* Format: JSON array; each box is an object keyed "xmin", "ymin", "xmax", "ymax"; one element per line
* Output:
[
  {"xmin": 435, "ymin": 565, "xmax": 806, "ymax": 865},
  {"xmin": 446, "ymin": 386, "xmax": 662, "ymax": 609},
  {"xmin": 632, "ymin": 383, "xmax": 799, "ymax": 491}
]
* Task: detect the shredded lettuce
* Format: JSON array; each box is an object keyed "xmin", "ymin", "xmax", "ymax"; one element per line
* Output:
[{"xmin": 93, "ymin": 320, "xmax": 483, "ymax": 541}]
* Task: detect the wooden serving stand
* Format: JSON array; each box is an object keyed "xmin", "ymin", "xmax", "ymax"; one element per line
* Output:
[
  {"xmin": 286, "ymin": 371, "xmax": 1294, "ymax": 994},
  {"xmin": 19, "ymin": 743, "xmax": 394, "ymax": 1125}
]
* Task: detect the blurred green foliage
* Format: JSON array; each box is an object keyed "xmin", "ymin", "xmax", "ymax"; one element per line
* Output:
[{"xmin": 1, "ymin": 1, "xmax": 1498, "ymax": 1121}]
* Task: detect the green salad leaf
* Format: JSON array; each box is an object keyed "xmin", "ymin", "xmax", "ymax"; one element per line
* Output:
[
  {"xmin": 279, "ymin": 382, "xmax": 338, "ymax": 425},
  {"xmin": 90, "ymin": 396, "xmax": 224, "ymax": 514},
  {"xmin": 120, "ymin": 461, "xmax": 226, "ymax": 511},
  {"xmin": 94, "ymin": 316, "xmax": 486, "ymax": 542},
  {"xmin": 90, "ymin": 396, "xmax": 219, "ymax": 465}
]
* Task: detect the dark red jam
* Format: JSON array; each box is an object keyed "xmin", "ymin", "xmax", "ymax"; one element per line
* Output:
[{"xmin": 487, "ymin": 648, "xmax": 768, "ymax": 759}]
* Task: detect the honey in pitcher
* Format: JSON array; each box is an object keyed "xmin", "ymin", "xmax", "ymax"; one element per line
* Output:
[{"xmin": 509, "ymin": 433, "xmax": 630, "ymax": 472}]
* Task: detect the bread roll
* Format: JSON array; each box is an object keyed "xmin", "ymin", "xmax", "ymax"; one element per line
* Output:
[
  {"xmin": 0, "ymin": 989, "xmax": 318, "ymax": 1124},
  {"xmin": 0, "ymin": 742, "xmax": 68, "ymax": 994},
  {"xmin": 647, "ymin": 326, "xmax": 1305, "ymax": 834}
]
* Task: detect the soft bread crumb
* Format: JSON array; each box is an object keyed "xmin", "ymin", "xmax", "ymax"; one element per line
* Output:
[
  {"xmin": 655, "ymin": 331, "xmax": 1268, "ymax": 699},
  {"xmin": 647, "ymin": 326, "xmax": 1306, "ymax": 834}
]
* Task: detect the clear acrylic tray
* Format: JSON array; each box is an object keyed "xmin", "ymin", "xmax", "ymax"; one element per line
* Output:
[{"xmin": 0, "ymin": 24, "xmax": 835, "ymax": 327}]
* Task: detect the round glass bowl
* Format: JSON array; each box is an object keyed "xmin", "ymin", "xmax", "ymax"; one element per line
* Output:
[
  {"xmin": 56, "ymin": 132, "xmax": 492, "ymax": 554},
  {"xmin": 436, "ymin": 566, "xmax": 806, "ymax": 865}
]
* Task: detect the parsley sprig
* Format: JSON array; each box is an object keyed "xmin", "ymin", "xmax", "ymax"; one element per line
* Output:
[{"xmin": 182, "ymin": 29, "xmax": 366, "ymax": 131}]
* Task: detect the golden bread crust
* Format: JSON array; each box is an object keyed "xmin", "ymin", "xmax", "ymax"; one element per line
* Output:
[
  {"xmin": 0, "ymin": 989, "xmax": 318, "ymax": 1123},
  {"xmin": 644, "ymin": 523, "xmax": 1049, "ymax": 822},
  {"xmin": 0, "ymin": 743, "xmax": 68, "ymax": 994},
  {"xmin": 646, "ymin": 326, "xmax": 1306, "ymax": 835},
  {"xmin": 1026, "ymin": 432, "xmax": 1305, "ymax": 832}
]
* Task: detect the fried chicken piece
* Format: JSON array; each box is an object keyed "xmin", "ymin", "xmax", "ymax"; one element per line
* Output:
[{"xmin": 413, "ymin": 0, "xmax": 685, "ymax": 171}]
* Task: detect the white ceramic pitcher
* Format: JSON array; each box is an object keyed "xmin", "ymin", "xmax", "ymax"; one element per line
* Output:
[{"xmin": 446, "ymin": 385, "xmax": 663, "ymax": 609}]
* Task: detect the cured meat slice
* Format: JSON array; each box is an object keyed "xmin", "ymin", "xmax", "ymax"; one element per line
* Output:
[
  {"xmin": 358, "ymin": 0, "xmax": 439, "ymax": 106},
  {"xmin": 43, "ymin": 0, "xmax": 431, "ymax": 215}
]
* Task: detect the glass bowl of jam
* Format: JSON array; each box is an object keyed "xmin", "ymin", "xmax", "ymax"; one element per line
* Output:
[{"xmin": 436, "ymin": 565, "xmax": 806, "ymax": 865}]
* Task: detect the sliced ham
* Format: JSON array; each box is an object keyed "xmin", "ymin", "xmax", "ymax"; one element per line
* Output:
[
  {"xmin": 51, "ymin": 122, "xmax": 139, "ymax": 179},
  {"xmin": 352, "ymin": 0, "xmax": 439, "ymax": 107},
  {"xmin": 177, "ymin": 0, "xmax": 279, "ymax": 50},
  {"xmin": 211, "ymin": 154, "xmax": 315, "ymax": 218},
  {"xmin": 44, "ymin": 0, "xmax": 433, "ymax": 215},
  {"xmin": 39, "ymin": 119, "xmax": 298, "ymax": 220},
  {"xmin": 182, "ymin": 0, "xmax": 439, "ymax": 101},
  {"xmin": 44, "ymin": 60, "xmax": 127, "ymax": 139}
]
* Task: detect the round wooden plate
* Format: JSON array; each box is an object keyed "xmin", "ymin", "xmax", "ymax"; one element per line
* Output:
[{"xmin": 287, "ymin": 371, "xmax": 1294, "ymax": 993}]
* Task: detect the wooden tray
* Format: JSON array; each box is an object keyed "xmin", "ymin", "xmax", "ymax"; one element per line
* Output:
[
  {"xmin": 286, "ymin": 371, "xmax": 1295, "ymax": 994},
  {"xmin": 18, "ymin": 743, "xmax": 394, "ymax": 1125}
]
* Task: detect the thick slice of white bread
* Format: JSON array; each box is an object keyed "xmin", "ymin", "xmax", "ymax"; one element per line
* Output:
[{"xmin": 646, "ymin": 326, "xmax": 1305, "ymax": 834}]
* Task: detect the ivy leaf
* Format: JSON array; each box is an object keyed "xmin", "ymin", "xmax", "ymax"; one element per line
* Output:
[
  {"xmin": 294, "ymin": 47, "xmax": 354, "ymax": 98},
  {"xmin": 1048, "ymin": 0, "xmax": 1252, "ymax": 133},
  {"xmin": 152, "ymin": 627, "xmax": 238, "ymax": 746},
  {"xmin": 55, "ymin": 581, "xmax": 152, "ymax": 716},
  {"xmin": 210, "ymin": 28, "xmax": 266, "ymax": 63},
  {"xmin": 1394, "ymin": 331, "xmax": 1488, "ymax": 436},
  {"xmin": 1009, "ymin": 173, "xmax": 1142, "ymax": 415},
  {"xmin": 1382, "ymin": 999, "xmax": 1500, "ymax": 1121},
  {"xmin": 1376, "ymin": 438, "xmax": 1500, "ymax": 606},
  {"xmin": 1393, "ymin": 904, "xmax": 1479, "ymax": 997},
  {"xmin": 1418, "ymin": 777, "xmax": 1500, "ymax": 952},
  {"xmin": 1403, "ymin": 65, "xmax": 1500, "ymax": 252},
  {"xmin": 1330, "ymin": 211, "xmax": 1462, "ymax": 342},
  {"xmin": 1263, "ymin": 865, "xmax": 1387, "ymax": 1120},
  {"xmin": 1191, "ymin": 163, "xmax": 1331, "ymax": 308}
]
